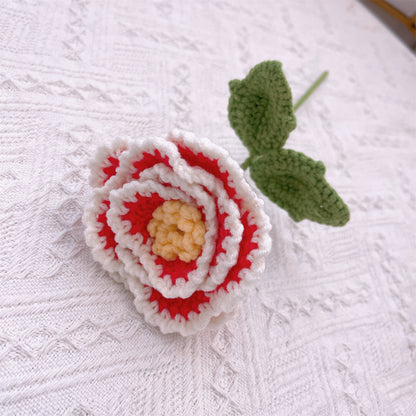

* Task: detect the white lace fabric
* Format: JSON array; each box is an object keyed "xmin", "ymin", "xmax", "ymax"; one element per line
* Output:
[{"xmin": 1, "ymin": 0, "xmax": 416, "ymax": 414}]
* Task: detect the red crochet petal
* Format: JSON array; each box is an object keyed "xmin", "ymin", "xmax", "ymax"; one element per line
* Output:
[
  {"xmin": 122, "ymin": 192, "xmax": 203, "ymax": 284},
  {"xmin": 209, "ymin": 205, "xmax": 231, "ymax": 268},
  {"xmin": 177, "ymin": 144, "xmax": 239, "ymax": 204},
  {"xmin": 122, "ymin": 145, "xmax": 250, "ymax": 292},
  {"xmin": 102, "ymin": 156, "xmax": 120, "ymax": 184},
  {"xmin": 148, "ymin": 211, "xmax": 259, "ymax": 321},
  {"xmin": 98, "ymin": 144, "xmax": 128, "ymax": 186},
  {"xmin": 175, "ymin": 143, "xmax": 243, "ymax": 270},
  {"xmin": 154, "ymin": 256, "xmax": 198, "ymax": 284},
  {"xmin": 214, "ymin": 211, "xmax": 258, "ymax": 291},
  {"xmin": 132, "ymin": 150, "xmax": 170, "ymax": 180},
  {"xmin": 149, "ymin": 287, "xmax": 210, "ymax": 320},
  {"xmin": 97, "ymin": 200, "xmax": 118, "ymax": 259},
  {"xmin": 122, "ymin": 193, "xmax": 166, "ymax": 244},
  {"xmin": 127, "ymin": 150, "xmax": 235, "ymax": 285}
]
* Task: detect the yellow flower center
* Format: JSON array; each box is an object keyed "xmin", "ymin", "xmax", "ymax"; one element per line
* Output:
[{"xmin": 147, "ymin": 200, "xmax": 206, "ymax": 262}]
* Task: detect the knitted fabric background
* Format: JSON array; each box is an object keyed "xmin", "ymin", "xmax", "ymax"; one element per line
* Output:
[{"xmin": 1, "ymin": 0, "xmax": 416, "ymax": 414}]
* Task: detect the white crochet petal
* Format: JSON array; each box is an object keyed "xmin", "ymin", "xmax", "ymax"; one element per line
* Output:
[
  {"xmin": 138, "ymin": 163, "xmax": 243, "ymax": 292},
  {"xmin": 83, "ymin": 186, "xmax": 147, "ymax": 285},
  {"xmin": 89, "ymin": 138, "xmax": 129, "ymax": 188},
  {"xmin": 107, "ymin": 137, "xmax": 188, "ymax": 190},
  {"xmin": 168, "ymin": 129, "xmax": 272, "ymax": 285},
  {"xmin": 83, "ymin": 137, "xmax": 184, "ymax": 287},
  {"xmin": 107, "ymin": 178, "xmax": 217, "ymax": 298},
  {"xmin": 83, "ymin": 187, "xmax": 125, "ymax": 280},
  {"xmin": 126, "ymin": 270, "xmax": 244, "ymax": 337},
  {"xmin": 84, "ymin": 131, "xmax": 272, "ymax": 336}
]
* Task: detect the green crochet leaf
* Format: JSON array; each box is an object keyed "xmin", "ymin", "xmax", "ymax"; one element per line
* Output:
[
  {"xmin": 228, "ymin": 61, "xmax": 297, "ymax": 156},
  {"xmin": 250, "ymin": 149, "xmax": 350, "ymax": 226}
]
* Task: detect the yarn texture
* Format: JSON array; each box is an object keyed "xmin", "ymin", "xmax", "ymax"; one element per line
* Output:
[
  {"xmin": 250, "ymin": 149, "xmax": 350, "ymax": 226},
  {"xmin": 228, "ymin": 61, "xmax": 297, "ymax": 155},
  {"xmin": 83, "ymin": 130, "xmax": 271, "ymax": 336},
  {"xmin": 228, "ymin": 61, "xmax": 350, "ymax": 227},
  {"xmin": 2, "ymin": 1, "xmax": 416, "ymax": 413},
  {"xmin": 147, "ymin": 200, "xmax": 206, "ymax": 262}
]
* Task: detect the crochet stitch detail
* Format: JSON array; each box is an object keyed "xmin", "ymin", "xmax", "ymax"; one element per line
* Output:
[
  {"xmin": 228, "ymin": 61, "xmax": 297, "ymax": 156},
  {"xmin": 147, "ymin": 200, "xmax": 206, "ymax": 262},
  {"xmin": 228, "ymin": 61, "xmax": 350, "ymax": 227},
  {"xmin": 83, "ymin": 131, "xmax": 272, "ymax": 336},
  {"xmin": 250, "ymin": 149, "xmax": 350, "ymax": 226}
]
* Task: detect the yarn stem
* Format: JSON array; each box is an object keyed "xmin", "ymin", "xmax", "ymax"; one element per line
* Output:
[
  {"xmin": 241, "ymin": 156, "xmax": 253, "ymax": 170},
  {"xmin": 293, "ymin": 71, "xmax": 328, "ymax": 111},
  {"xmin": 241, "ymin": 154, "xmax": 262, "ymax": 170}
]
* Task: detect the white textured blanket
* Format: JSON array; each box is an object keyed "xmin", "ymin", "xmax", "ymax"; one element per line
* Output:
[{"xmin": 1, "ymin": 0, "xmax": 415, "ymax": 414}]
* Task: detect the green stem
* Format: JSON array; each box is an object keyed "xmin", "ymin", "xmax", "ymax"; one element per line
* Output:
[
  {"xmin": 293, "ymin": 71, "xmax": 328, "ymax": 112},
  {"xmin": 241, "ymin": 154, "xmax": 262, "ymax": 171},
  {"xmin": 241, "ymin": 156, "xmax": 253, "ymax": 170}
]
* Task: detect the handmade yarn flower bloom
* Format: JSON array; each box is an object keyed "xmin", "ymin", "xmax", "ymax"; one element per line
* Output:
[
  {"xmin": 83, "ymin": 60, "xmax": 350, "ymax": 336},
  {"xmin": 83, "ymin": 130, "xmax": 271, "ymax": 336}
]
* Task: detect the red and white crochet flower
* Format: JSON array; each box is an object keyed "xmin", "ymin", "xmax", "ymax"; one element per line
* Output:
[{"xmin": 83, "ymin": 130, "xmax": 271, "ymax": 336}]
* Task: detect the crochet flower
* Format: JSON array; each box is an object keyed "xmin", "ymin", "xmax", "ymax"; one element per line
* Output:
[{"xmin": 83, "ymin": 130, "xmax": 271, "ymax": 336}]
